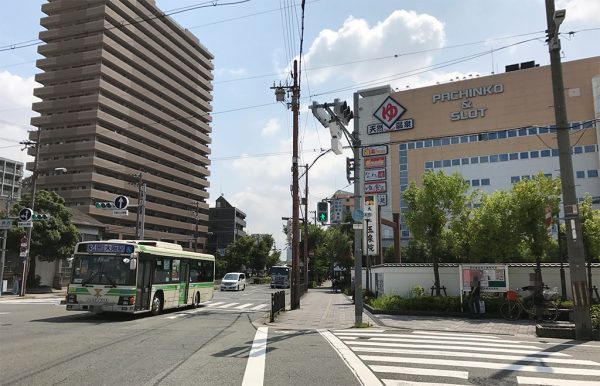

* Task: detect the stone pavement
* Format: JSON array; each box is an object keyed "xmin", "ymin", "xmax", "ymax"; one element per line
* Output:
[{"xmin": 261, "ymin": 283, "xmax": 538, "ymax": 337}]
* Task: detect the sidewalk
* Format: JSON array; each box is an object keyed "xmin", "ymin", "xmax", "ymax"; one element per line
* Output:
[
  {"xmin": 0, "ymin": 287, "xmax": 67, "ymax": 299},
  {"xmin": 261, "ymin": 283, "xmax": 538, "ymax": 337}
]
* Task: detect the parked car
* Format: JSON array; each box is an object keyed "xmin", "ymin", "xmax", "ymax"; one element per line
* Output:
[{"xmin": 220, "ymin": 272, "xmax": 246, "ymax": 291}]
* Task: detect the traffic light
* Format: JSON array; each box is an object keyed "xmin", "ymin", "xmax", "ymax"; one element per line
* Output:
[
  {"xmin": 31, "ymin": 213, "xmax": 50, "ymax": 221},
  {"xmin": 317, "ymin": 201, "xmax": 328, "ymax": 223},
  {"xmin": 333, "ymin": 99, "xmax": 353, "ymax": 125},
  {"xmin": 95, "ymin": 202, "xmax": 115, "ymax": 209}
]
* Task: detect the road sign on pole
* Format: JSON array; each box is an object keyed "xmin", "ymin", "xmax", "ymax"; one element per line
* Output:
[
  {"xmin": 114, "ymin": 195, "xmax": 129, "ymax": 210},
  {"xmin": 18, "ymin": 208, "xmax": 33, "ymax": 222}
]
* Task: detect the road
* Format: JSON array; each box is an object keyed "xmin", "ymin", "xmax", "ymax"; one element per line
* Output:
[{"xmin": 1, "ymin": 285, "xmax": 600, "ymax": 386}]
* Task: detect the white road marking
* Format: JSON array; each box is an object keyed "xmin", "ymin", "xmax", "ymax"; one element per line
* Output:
[
  {"xmin": 353, "ymin": 336, "xmax": 542, "ymax": 350},
  {"xmin": 359, "ymin": 355, "xmax": 600, "ymax": 377},
  {"xmin": 346, "ymin": 340, "xmax": 569, "ymax": 356},
  {"xmin": 412, "ymin": 330, "xmax": 503, "ymax": 339},
  {"xmin": 371, "ymin": 365, "xmax": 468, "ymax": 379},
  {"xmin": 319, "ymin": 329, "xmax": 382, "ymax": 386},
  {"xmin": 216, "ymin": 302, "xmax": 239, "ymax": 308},
  {"xmin": 251, "ymin": 304, "xmax": 267, "ymax": 310},
  {"xmin": 382, "ymin": 380, "xmax": 466, "ymax": 386},
  {"xmin": 205, "ymin": 302, "xmax": 225, "ymax": 307},
  {"xmin": 336, "ymin": 331, "xmax": 515, "ymax": 343},
  {"xmin": 241, "ymin": 327, "xmax": 268, "ymax": 386},
  {"xmin": 234, "ymin": 303, "xmax": 254, "ymax": 309},
  {"xmin": 517, "ymin": 376, "xmax": 600, "ymax": 385},
  {"xmin": 351, "ymin": 346, "xmax": 597, "ymax": 366}
]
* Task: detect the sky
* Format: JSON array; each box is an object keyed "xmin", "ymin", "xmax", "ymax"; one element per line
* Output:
[{"xmin": 0, "ymin": 0, "xmax": 598, "ymax": 253}]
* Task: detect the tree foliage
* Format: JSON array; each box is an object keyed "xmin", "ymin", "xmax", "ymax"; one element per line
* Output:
[
  {"xmin": 7, "ymin": 190, "xmax": 79, "ymax": 285},
  {"xmin": 580, "ymin": 194, "xmax": 600, "ymax": 261},
  {"xmin": 403, "ymin": 171, "xmax": 469, "ymax": 295}
]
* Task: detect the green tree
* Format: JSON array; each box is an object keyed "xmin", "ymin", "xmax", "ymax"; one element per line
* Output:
[
  {"xmin": 403, "ymin": 171, "xmax": 469, "ymax": 295},
  {"xmin": 222, "ymin": 236, "xmax": 253, "ymax": 273},
  {"xmin": 8, "ymin": 190, "xmax": 79, "ymax": 287},
  {"xmin": 248, "ymin": 234, "xmax": 274, "ymax": 275},
  {"xmin": 510, "ymin": 173, "xmax": 561, "ymax": 296},
  {"xmin": 469, "ymin": 190, "xmax": 521, "ymax": 262},
  {"xmin": 580, "ymin": 194, "xmax": 600, "ymax": 262},
  {"xmin": 314, "ymin": 226, "xmax": 352, "ymax": 280}
]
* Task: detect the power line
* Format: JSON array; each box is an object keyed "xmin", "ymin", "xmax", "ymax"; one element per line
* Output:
[{"xmin": 0, "ymin": 0, "xmax": 251, "ymax": 52}]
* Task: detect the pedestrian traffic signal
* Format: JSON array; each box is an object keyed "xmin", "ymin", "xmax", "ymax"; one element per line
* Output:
[
  {"xmin": 317, "ymin": 201, "xmax": 328, "ymax": 223},
  {"xmin": 95, "ymin": 202, "xmax": 115, "ymax": 209},
  {"xmin": 31, "ymin": 213, "xmax": 50, "ymax": 221}
]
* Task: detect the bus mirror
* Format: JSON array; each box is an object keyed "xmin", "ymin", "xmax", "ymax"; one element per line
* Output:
[{"xmin": 130, "ymin": 258, "xmax": 137, "ymax": 270}]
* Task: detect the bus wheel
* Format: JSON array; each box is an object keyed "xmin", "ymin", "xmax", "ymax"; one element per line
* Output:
[
  {"xmin": 151, "ymin": 293, "xmax": 163, "ymax": 316},
  {"xmin": 193, "ymin": 292, "xmax": 201, "ymax": 308}
]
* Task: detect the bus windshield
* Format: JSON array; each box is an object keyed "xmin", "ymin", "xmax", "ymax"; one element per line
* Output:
[
  {"xmin": 271, "ymin": 266, "xmax": 290, "ymax": 276},
  {"xmin": 71, "ymin": 255, "xmax": 135, "ymax": 286}
]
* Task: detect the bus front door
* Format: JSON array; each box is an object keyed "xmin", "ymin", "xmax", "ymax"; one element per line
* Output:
[{"xmin": 136, "ymin": 259, "xmax": 152, "ymax": 311}]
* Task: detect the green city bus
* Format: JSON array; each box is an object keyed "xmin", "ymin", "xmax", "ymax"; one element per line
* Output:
[{"xmin": 66, "ymin": 240, "xmax": 215, "ymax": 315}]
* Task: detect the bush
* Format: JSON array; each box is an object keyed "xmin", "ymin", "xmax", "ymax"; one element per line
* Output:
[
  {"xmin": 410, "ymin": 285, "xmax": 425, "ymax": 297},
  {"xmin": 369, "ymin": 294, "xmax": 461, "ymax": 312},
  {"xmin": 592, "ymin": 305, "xmax": 600, "ymax": 330}
]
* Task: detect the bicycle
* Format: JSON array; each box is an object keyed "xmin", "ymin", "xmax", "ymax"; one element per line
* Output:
[{"xmin": 500, "ymin": 288, "xmax": 559, "ymax": 321}]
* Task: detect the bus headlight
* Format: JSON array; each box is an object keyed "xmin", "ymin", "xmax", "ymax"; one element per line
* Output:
[
  {"xmin": 118, "ymin": 296, "xmax": 135, "ymax": 305},
  {"xmin": 67, "ymin": 294, "xmax": 77, "ymax": 304}
]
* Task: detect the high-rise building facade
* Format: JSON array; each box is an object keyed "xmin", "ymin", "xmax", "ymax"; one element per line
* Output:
[
  {"xmin": 0, "ymin": 157, "xmax": 24, "ymax": 211},
  {"xmin": 356, "ymin": 57, "xmax": 600, "ymax": 244},
  {"xmin": 207, "ymin": 196, "xmax": 247, "ymax": 256},
  {"xmin": 29, "ymin": 0, "xmax": 214, "ymax": 248}
]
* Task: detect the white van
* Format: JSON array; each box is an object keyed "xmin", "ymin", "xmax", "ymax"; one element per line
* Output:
[{"xmin": 220, "ymin": 272, "xmax": 246, "ymax": 291}]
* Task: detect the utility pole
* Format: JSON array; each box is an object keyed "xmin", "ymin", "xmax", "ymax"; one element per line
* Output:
[
  {"xmin": 192, "ymin": 201, "xmax": 200, "ymax": 252},
  {"xmin": 303, "ymin": 164, "xmax": 309, "ymax": 290},
  {"xmin": 19, "ymin": 135, "xmax": 41, "ymax": 297},
  {"xmin": 310, "ymin": 97, "xmax": 362, "ymax": 325},
  {"xmin": 545, "ymin": 0, "xmax": 592, "ymax": 339},
  {"xmin": 130, "ymin": 173, "xmax": 146, "ymax": 240},
  {"xmin": 272, "ymin": 59, "xmax": 301, "ymax": 309}
]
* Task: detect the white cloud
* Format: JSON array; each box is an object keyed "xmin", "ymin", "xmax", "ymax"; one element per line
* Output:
[
  {"xmin": 302, "ymin": 10, "xmax": 445, "ymax": 86},
  {"xmin": 0, "ymin": 71, "xmax": 39, "ymax": 165},
  {"xmin": 261, "ymin": 118, "xmax": 280, "ymax": 136},
  {"xmin": 556, "ymin": 0, "xmax": 600, "ymax": 22},
  {"xmin": 214, "ymin": 67, "xmax": 248, "ymax": 77}
]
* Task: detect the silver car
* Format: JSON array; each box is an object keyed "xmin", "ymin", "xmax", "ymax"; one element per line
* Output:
[{"xmin": 220, "ymin": 272, "xmax": 246, "ymax": 291}]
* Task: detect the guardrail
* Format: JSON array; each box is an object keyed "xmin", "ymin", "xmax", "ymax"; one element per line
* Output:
[{"xmin": 270, "ymin": 290, "xmax": 285, "ymax": 322}]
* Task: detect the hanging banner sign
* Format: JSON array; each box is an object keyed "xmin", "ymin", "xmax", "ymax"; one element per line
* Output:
[
  {"xmin": 363, "ymin": 203, "xmax": 378, "ymax": 256},
  {"xmin": 364, "ymin": 168, "xmax": 386, "ymax": 182},
  {"xmin": 364, "ymin": 156, "xmax": 386, "ymax": 169},
  {"xmin": 362, "ymin": 145, "xmax": 388, "ymax": 157},
  {"xmin": 364, "ymin": 181, "xmax": 387, "ymax": 194}
]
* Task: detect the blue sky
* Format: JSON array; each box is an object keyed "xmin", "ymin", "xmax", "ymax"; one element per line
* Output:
[{"xmin": 1, "ymin": 0, "xmax": 598, "ymax": 252}]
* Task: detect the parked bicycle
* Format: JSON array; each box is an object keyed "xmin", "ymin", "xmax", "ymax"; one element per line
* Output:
[{"xmin": 500, "ymin": 287, "xmax": 559, "ymax": 321}]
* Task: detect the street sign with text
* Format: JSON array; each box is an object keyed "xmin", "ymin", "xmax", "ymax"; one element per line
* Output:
[{"xmin": 0, "ymin": 219, "xmax": 12, "ymax": 229}]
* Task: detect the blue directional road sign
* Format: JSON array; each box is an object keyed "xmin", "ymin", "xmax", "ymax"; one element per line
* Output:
[
  {"xmin": 19, "ymin": 208, "xmax": 33, "ymax": 221},
  {"xmin": 114, "ymin": 195, "xmax": 129, "ymax": 210}
]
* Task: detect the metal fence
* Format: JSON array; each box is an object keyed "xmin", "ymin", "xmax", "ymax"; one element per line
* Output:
[{"xmin": 270, "ymin": 290, "xmax": 285, "ymax": 322}]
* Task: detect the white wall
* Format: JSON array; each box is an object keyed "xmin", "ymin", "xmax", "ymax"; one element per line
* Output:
[{"xmin": 365, "ymin": 264, "xmax": 599, "ymax": 299}]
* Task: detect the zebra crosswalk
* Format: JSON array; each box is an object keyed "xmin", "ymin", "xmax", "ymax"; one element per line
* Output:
[
  {"xmin": 165, "ymin": 300, "xmax": 269, "ymax": 319},
  {"xmin": 324, "ymin": 329, "xmax": 600, "ymax": 385}
]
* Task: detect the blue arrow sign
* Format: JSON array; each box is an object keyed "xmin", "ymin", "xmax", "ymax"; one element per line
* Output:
[{"xmin": 114, "ymin": 195, "xmax": 129, "ymax": 209}]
